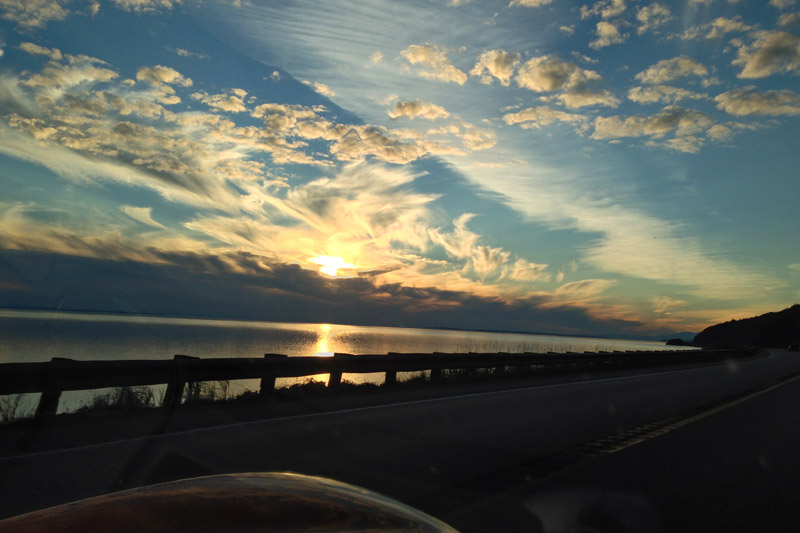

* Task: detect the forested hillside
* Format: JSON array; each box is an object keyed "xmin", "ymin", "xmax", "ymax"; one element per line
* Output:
[{"xmin": 693, "ymin": 305, "xmax": 800, "ymax": 348}]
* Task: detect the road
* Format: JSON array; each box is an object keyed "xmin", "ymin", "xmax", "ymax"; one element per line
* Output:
[{"xmin": 2, "ymin": 348, "xmax": 800, "ymax": 531}]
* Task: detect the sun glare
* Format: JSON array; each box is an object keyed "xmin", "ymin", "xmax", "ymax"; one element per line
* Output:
[{"xmin": 310, "ymin": 256, "xmax": 355, "ymax": 277}]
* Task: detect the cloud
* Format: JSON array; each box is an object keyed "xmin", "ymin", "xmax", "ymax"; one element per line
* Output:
[
  {"xmin": 191, "ymin": 89, "xmax": 248, "ymax": 113},
  {"xmin": 570, "ymin": 204, "xmax": 774, "ymax": 299},
  {"xmin": 21, "ymin": 55, "xmax": 119, "ymax": 96},
  {"xmin": 771, "ymin": 0, "xmax": 797, "ymax": 9},
  {"xmin": 176, "ymin": 48, "xmax": 207, "ymax": 59},
  {"xmin": 679, "ymin": 16, "xmax": 754, "ymax": 40},
  {"xmin": 706, "ymin": 17, "xmax": 753, "ymax": 40},
  {"xmin": 503, "ymin": 106, "xmax": 587, "ymax": 129},
  {"xmin": 136, "ymin": 65, "xmax": 193, "ymax": 87},
  {"xmin": 636, "ymin": 3, "xmax": 672, "ymax": 35},
  {"xmin": 250, "ymin": 101, "xmax": 440, "ymax": 164},
  {"xmin": 0, "ymin": 249, "xmax": 648, "ymax": 337},
  {"xmin": 251, "ymin": 102, "xmax": 319, "ymax": 132},
  {"xmin": 429, "ymin": 214, "xmax": 546, "ymax": 282},
  {"xmin": 715, "ymin": 86, "xmax": 800, "ymax": 115},
  {"xmin": 779, "ymin": 12, "xmax": 800, "ymax": 26},
  {"xmin": 592, "ymin": 106, "xmax": 715, "ymax": 152},
  {"xmin": 121, "ymin": 206, "xmax": 166, "ymax": 229},
  {"xmin": 560, "ymin": 25, "xmax": 576, "ymax": 35},
  {"xmin": 470, "ymin": 49, "xmax": 521, "ymax": 86},
  {"xmin": 329, "ymin": 125, "xmax": 429, "ymax": 164},
  {"xmin": 581, "ymin": 0, "xmax": 627, "ymax": 20},
  {"xmin": 459, "ymin": 123, "xmax": 496, "ymax": 150},
  {"xmin": 593, "ymin": 107, "xmax": 714, "ymax": 139},
  {"xmin": 650, "ymin": 295, "xmax": 686, "ymax": 314},
  {"xmin": 19, "ymin": 42, "xmax": 63, "ymax": 61},
  {"xmin": 516, "ymin": 56, "xmax": 593, "ymax": 92},
  {"xmin": 369, "ymin": 51, "xmax": 383, "ymax": 63},
  {"xmin": 515, "ymin": 55, "xmax": 619, "ymax": 108},
  {"xmin": 400, "ymin": 44, "xmax": 468, "ymax": 85},
  {"xmin": 589, "ymin": 21, "xmax": 628, "ymax": 49},
  {"xmin": 186, "ymin": 162, "xmax": 438, "ymax": 269},
  {"xmin": 627, "ymin": 85, "xmax": 707, "ymax": 104},
  {"xmin": 549, "ymin": 279, "xmax": 618, "ymax": 309},
  {"xmin": 635, "ymin": 56, "xmax": 708, "ymax": 84},
  {"xmin": 507, "ymin": 258, "xmax": 551, "ymax": 282},
  {"xmin": 0, "ymin": 0, "xmax": 69, "ymax": 29},
  {"xmin": 388, "ymin": 100, "xmax": 450, "ymax": 120},
  {"xmin": 508, "ymin": 0, "xmax": 554, "ymax": 6},
  {"xmin": 302, "ymin": 80, "xmax": 336, "ymax": 97},
  {"xmin": 732, "ymin": 31, "xmax": 800, "ymax": 79},
  {"xmin": 705, "ymin": 124, "xmax": 732, "ymax": 142},
  {"xmin": 110, "ymin": 0, "xmax": 179, "ymax": 12}
]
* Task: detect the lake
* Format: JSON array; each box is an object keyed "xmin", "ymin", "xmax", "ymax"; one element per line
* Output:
[
  {"xmin": 0, "ymin": 310, "xmax": 692, "ymax": 414},
  {"xmin": 0, "ymin": 309, "xmax": 687, "ymax": 364}
]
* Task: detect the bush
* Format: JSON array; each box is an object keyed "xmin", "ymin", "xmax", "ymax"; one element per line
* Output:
[{"xmin": 80, "ymin": 386, "xmax": 155, "ymax": 413}]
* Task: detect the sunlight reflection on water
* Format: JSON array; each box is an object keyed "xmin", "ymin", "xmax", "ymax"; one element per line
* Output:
[
  {"xmin": 0, "ymin": 310, "xmax": 692, "ymax": 364},
  {"xmin": 1, "ymin": 310, "xmax": 695, "ymax": 414}
]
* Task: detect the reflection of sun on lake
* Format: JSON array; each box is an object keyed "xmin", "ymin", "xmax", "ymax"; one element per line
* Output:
[{"xmin": 315, "ymin": 324, "xmax": 334, "ymax": 357}]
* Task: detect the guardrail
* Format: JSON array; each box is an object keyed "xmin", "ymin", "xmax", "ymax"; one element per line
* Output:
[{"xmin": 0, "ymin": 348, "xmax": 756, "ymax": 419}]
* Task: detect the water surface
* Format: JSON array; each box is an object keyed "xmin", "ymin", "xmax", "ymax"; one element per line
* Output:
[{"xmin": 0, "ymin": 310, "xmax": 687, "ymax": 364}]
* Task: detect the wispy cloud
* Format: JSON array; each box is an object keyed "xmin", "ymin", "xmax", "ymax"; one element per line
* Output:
[{"xmin": 400, "ymin": 44, "xmax": 468, "ymax": 85}]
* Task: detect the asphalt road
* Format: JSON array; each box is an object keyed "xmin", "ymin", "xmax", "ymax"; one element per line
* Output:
[{"xmin": 2, "ymin": 348, "xmax": 800, "ymax": 530}]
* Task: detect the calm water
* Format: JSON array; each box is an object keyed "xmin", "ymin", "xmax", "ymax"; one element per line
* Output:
[
  {"xmin": 1, "ymin": 310, "xmax": 692, "ymax": 414},
  {"xmin": 0, "ymin": 310, "xmax": 688, "ymax": 364}
]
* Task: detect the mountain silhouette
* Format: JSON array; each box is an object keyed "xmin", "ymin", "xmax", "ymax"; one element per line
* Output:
[{"xmin": 693, "ymin": 304, "xmax": 800, "ymax": 349}]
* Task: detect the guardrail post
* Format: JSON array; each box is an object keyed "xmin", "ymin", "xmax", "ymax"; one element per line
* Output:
[
  {"xmin": 162, "ymin": 354, "xmax": 197, "ymax": 410},
  {"xmin": 384, "ymin": 370, "xmax": 397, "ymax": 386},
  {"xmin": 34, "ymin": 357, "xmax": 72, "ymax": 419},
  {"xmin": 430, "ymin": 367, "xmax": 442, "ymax": 381},
  {"xmin": 260, "ymin": 354, "xmax": 287, "ymax": 399},
  {"xmin": 328, "ymin": 353, "xmax": 352, "ymax": 389}
]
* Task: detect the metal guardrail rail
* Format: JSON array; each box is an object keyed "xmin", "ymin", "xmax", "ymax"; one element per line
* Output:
[{"xmin": 0, "ymin": 348, "xmax": 756, "ymax": 418}]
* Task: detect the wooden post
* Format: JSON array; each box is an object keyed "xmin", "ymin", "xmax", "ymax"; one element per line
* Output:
[
  {"xmin": 430, "ymin": 367, "xmax": 442, "ymax": 381},
  {"xmin": 260, "ymin": 354, "xmax": 287, "ymax": 400},
  {"xmin": 162, "ymin": 354, "xmax": 197, "ymax": 410},
  {"xmin": 34, "ymin": 357, "xmax": 72, "ymax": 420},
  {"xmin": 384, "ymin": 370, "xmax": 397, "ymax": 386},
  {"xmin": 328, "ymin": 353, "xmax": 352, "ymax": 389}
]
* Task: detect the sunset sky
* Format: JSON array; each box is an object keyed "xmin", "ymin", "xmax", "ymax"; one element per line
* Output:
[{"xmin": 0, "ymin": 0, "xmax": 798, "ymax": 336}]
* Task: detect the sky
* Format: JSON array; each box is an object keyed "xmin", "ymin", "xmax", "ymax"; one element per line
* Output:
[{"xmin": 0, "ymin": 0, "xmax": 798, "ymax": 337}]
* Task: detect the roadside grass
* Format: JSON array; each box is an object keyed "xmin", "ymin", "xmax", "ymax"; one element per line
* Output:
[
  {"xmin": 455, "ymin": 340, "xmax": 614, "ymax": 354},
  {"xmin": 0, "ymin": 394, "xmax": 35, "ymax": 424},
  {"xmin": 76, "ymin": 385, "xmax": 157, "ymax": 413}
]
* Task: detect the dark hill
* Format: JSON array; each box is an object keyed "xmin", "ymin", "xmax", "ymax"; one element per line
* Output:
[{"xmin": 693, "ymin": 304, "xmax": 800, "ymax": 348}]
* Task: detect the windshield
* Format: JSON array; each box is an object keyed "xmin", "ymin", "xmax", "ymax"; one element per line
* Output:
[{"xmin": 1, "ymin": 1, "xmax": 799, "ymax": 531}]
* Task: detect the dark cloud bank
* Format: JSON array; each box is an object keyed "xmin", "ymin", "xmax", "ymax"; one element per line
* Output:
[{"xmin": 0, "ymin": 249, "xmax": 653, "ymax": 338}]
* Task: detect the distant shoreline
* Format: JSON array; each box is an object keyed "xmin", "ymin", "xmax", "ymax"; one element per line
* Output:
[{"xmin": 0, "ymin": 306, "xmax": 691, "ymax": 343}]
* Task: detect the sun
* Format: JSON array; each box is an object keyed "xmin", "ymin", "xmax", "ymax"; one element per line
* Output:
[{"xmin": 310, "ymin": 256, "xmax": 355, "ymax": 277}]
